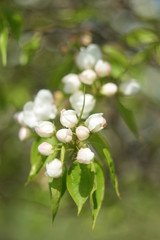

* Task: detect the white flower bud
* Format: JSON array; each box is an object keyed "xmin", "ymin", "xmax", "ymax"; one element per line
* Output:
[
  {"xmin": 56, "ymin": 129, "xmax": 72, "ymax": 143},
  {"xmin": 85, "ymin": 113, "xmax": 107, "ymax": 132},
  {"xmin": 18, "ymin": 127, "xmax": 31, "ymax": 141},
  {"xmin": 46, "ymin": 159, "xmax": 63, "ymax": 178},
  {"xmin": 101, "ymin": 83, "xmax": 118, "ymax": 97},
  {"xmin": 38, "ymin": 142, "xmax": 54, "ymax": 156},
  {"xmin": 14, "ymin": 111, "xmax": 25, "ymax": 126},
  {"xmin": 34, "ymin": 89, "xmax": 54, "ymax": 105},
  {"xmin": 69, "ymin": 91, "xmax": 96, "ymax": 119},
  {"xmin": 76, "ymin": 44, "xmax": 102, "ymax": 70},
  {"xmin": 95, "ymin": 60, "xmax": 111, "ymax": 77},
  {"xmin": 35, "ymin": 121, "xmax": 55, "ymax": 137},
  {"xmin": 60, "ymin": 109, "xmax": 78, "ymax": 128},
  {"xmin": 62, "ymin": 73, "xmax": 81, "ymax": 94},
  {"xmin": 79, "ymin": 69, "xmax": 97, "ymax": 85},
  {"xmin": 77, "ymin": 148, "xmax": 94, "ymax": 164},
  {"xmin": 76, "ymin": 126, "xmax": 90, "ymax": 141},
  {"xmin": 119, "ymin": 79, "xmax": 141, "ymax": 96}
]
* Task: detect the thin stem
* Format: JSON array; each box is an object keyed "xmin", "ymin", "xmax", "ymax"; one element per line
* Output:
[
  {"xmin": 77, "ymin": 85, "xmax": 86, "ymax": 125},
  {"xmin": 60, "ymin": 145, "xmax": 65, "ymax": 163}
]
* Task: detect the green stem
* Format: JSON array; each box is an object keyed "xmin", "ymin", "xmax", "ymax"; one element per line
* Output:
[
  {"xmin": 77, "ymin": 85, "xmax": 86, "ymax": 125},
  {"xmin": 60, "ymin": 145, "xmax": 65, "ymax": 163}
]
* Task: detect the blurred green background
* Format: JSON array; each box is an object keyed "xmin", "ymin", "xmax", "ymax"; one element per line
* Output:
[{"xmin": 0, "ymin": 0, "xmax": 160, "ymax": 239}]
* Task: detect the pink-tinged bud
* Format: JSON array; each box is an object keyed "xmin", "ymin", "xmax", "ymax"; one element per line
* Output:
[
  {"xmin": 77, "ymin": 148, "xmax": 94, "ymax": 164},
  {"xmin": 38, "ymin": 142, "xmax": 54, "ymax": 156},
  {"xmin": 85, "ymin": 113, "xmax": 107, "ymax": 132},
  {"xmin": 56, "ymin": 129, "xmax": 72, "ymax": 143},
  {"xmin": 95, "ymin": 60, "xmax": 111, "ymax": 77},
  {"xmin": 80, "ymin": 33, "xmax": 92, "ymax": 46},
  {"xmin": 76, "ymin": 126, "xmax": 90, "ymax": 141},
  {"xmin": 101, "ymin": 83, "xmax": 118, "ymax": 97},
  {"xmin": 60, "ymin": 109, "xmax": 78, "ymax": 128},
  {"xmin": 79, "ymin": 69, "xmax": 96, "ymax": 85},
  {"xmin": 18, "ymin": 127, "xmax": 31, "ymax": 141},
  {"xmin": 46, "ymin": 159, "xmax": 63, "ymax": 178},
  {"xmin": 14, "ymin": 111, "xmax": 25, "ymax": 126},
  {"xmin": 35, "ymin": 121, "xmax": 55, "ymax": 137}
]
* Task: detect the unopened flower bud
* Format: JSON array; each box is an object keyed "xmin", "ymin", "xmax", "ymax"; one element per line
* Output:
[
  {"xmin": 101, "ymin": 83, "xmax": 118, "ymax": 97},
  {"xmin": 62, "ymin": 73, "xmax": 81, "ymax": 94},
  {"xmin": 14, "ymin": 111, "xmax": 25, "ymax": 126},
  {"xmin": 60, "ymin": 109, "xmax": 78, "ymax": 128},
  {"xmin": 76, "ymin": 126, "xmax": 89, "ymax": 141},
  {"xmin": 119, "ymin": 79, "xmax": 141, "ymax": 96},
  {"xmin": 38, "ymin": 142, "xmax": 54, "ymax": 156},
  {"xmin": 95, "ymin": 60, "xmax": 111, "ymax": 77},
  {"xmin": 85, "ymin": 113, "xmax": 106, "ymax": 132},
  {"xmin": 80, "ymin": 33, "xmax": 92, "ymax": 46},
  {"xmin": 77, "ymin": 148, "xmax": 94, "ymax": 164},
  {"xmin": 79, "ymin": 69, "xmax": 96, "ymax": 85},
  {"xmin": 35, "ymin": 121, "xmax": 55, "ymax": 137},
  {"xmin": 56, "ymin": 129, "xmax": 72, "ymax": 143},
  {"xmin": 18, "ymin": 127, "xmax": 31, "ymax": 141},
  {"xmin": 46, "ymin": 159, "xmax": 63, "ymax": 178}
]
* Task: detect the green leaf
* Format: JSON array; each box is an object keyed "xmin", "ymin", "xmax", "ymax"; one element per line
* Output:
[
  {"xmin": 3, "ymin": 9, "xmax": 23, "ymax": 40},
  {"xmin": 0, "ymin": 21, "xmax": 8, "ymax": 66},
  {"xmin": 156, "ymin": 44, "xmax": 160, "ymax": 65},
  {"xmin": 90, "ymin": 160, "xmax": 105, "ymax": 229},
  {"xmin": 115, "ymin": 98, "xmax": 139, "ymax": 138},
  {"xmin": 89, "ymin": 133, "xmax": 120, "ymax": 198},
  {"xmin": 49, "ymin": 165, "xmax": 67, "ymax": 223},
  {"xmin": 26, "ymin": 136, "xmax": 58, "ymax": 184},
  {"xmin": 103, "ymin": 148, "xmax": 120, "ymax": 198},
  {"xmin": 67, "ymin": 161, "xmax": 94, "ymax": 214},
  {"xmin": 125, "ymin": 28, "xmax": 158, "ymax": 46}
]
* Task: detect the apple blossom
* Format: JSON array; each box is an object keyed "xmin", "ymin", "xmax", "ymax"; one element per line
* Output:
[
  {"xmin": 35, "ymin": 121, "xmax": 55, "ymax": 137},
  {"xmin": 56, "ymin": 129, "xmax": 73, "ymax": 143},
  {"xmin": 95, "ymin": 60, "xmax": 111, "ymax": 77},
  {"xmin": 60, "ymin": 109, "xmax": 78, "ymax": 128},
  {"xmin": 46, "ymin": 159, "xmax": 63, "ymax": 178},
  {"xmin": 76, "ymin": 44, "xmax": 102, "ymax": 70},
  {"xmin": 101, "ymin": 83, "xmax": 118, "ymax": 97},
  {"xmin": 76, "ymin": 126, "xmax": 90, "ymax": 141},
  {"xmin": 69, "ymin": 91, "xmax": 96, "ymax": 119},
  {"xmin": 79, "ymin": 69, "xmax": 97, "ymax": 85},
  {"xmin": 38, "ymin": 142, "xmax": 54, "ymax": 156},
  {"xmin": 62, "ymin": 73, "xmax": 81, "ymax": 94},
  {"xmin": 77, "ymin": 148, "xmax": 94, "ymax": 164},
  {"xmin": 119, "ymin": 79, "xmax": 141, "ymax": 96},
  {"xmin": 85, "ymin": 113, "xmax": 107, "ymax": 132}
]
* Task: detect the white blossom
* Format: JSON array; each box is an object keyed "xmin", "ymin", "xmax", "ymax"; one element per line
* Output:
[
  {"xmin": 95, "ymin": 60, "xmax": 111, "ymax": 77},
  {"xmin": 69, "ymin": 91, "xmax": 96, "ymax": 119},
  {"xmin": 119, "ymin": 79, "xmax": 141, "ymax": 96},
  {"xmin": 18, "ymin": 127, "xmax": 31, "ymax": 141},
  {"xmin": 38, "ymin": 142, "xmax": 54, "ymax": 156},
  {"xmin": 56, "ymin": 129, "xmax": 72, "ymax": 143},
  {"xmin": 79, "ymin": 69, "xmax": 97, "ymax": 85},
  {"xmin": 23, "ymin": 89, "xmax": 57, "ymax": 128},
  {"xmin": 85, "ymin": 113, "xmax": 106, "ymax": 132},
  {"xmin": 77, "ymin": 148, "xmax": 94, "ymax": 164},
  {"xmin": 62, "ymin": 73, "xmax": 81, "ymax": 94},
  {"xmin": 76, "ymin": 44, "xmax": 102, "ymax": 70},
  {"xmin": 14, "ymin": 111, "xmax": 25, "ymax": 126},
  {"xmin": 60, "ymin": 109, "xmax": 78, "ymax": 128},
  {"xmin": 35, "ymin": 121, "xmax": 55, "ymax": 137},
  {"xmin": 46, "ymin": 159, "xmax": 63, "ymax": 178},
  {"xmin": 76, "ymin": 126, "xmax": 90, "ymax": 141},
  {"xmin": 101, "ymin": 83, "xmax": 118, "ymax": 97}
]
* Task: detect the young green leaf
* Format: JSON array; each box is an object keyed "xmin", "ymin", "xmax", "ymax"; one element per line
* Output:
[
  {"xmin": 103, "ymin": 148, "xmax": 120, "ymax": 198},
  {"xmin": 26, "ymin": 136, "xmax": 58, "ymax": 184},
  {"xmin": 49, "ymin": 165, "xmax": 67, "ymax": 223},
  {"xmin": 89, "ymin": 133, "xmax": 120, "ymax": 198},
  {"xmin": 3, "ymin": 9, "xmax": 23, "ymax": 40},
  {"xmin": 0, "ymin": 22, "xmax": 8, "ymax": 66},
  {"xmin": 90, "ymin": 160, "xmax": 105, "ymax": 229},
  {"xmin": 115, "ymin": 98, "xmax": 139, "ymax": 138},
  {"xmin": 67, "ymin": 161, "xmax": 94, "ymax": 214}
]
